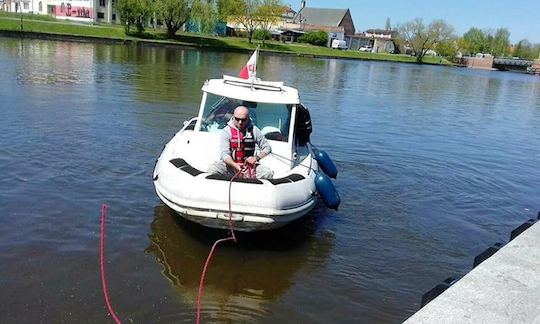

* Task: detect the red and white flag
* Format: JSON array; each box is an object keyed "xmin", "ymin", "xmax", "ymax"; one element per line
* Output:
[{"xmin": 239, "ymin": 48, "xmax": 258, "ymax": 80}]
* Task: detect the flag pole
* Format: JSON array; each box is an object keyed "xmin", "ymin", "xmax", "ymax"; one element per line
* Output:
[{"xmin": 251, "ymin": 46, "xmax": 260, "ymax": 89}]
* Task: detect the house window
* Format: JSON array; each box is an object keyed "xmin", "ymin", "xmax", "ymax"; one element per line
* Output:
[
  {"xmin": 97, "ymin": 12, "xmax": 104, "ymax": 19},
  {"xmin": 112, "ymin": 14, "xmax": 116, "ymax": 21},
  {"xmin": 24, "ymin": 2, "xmax": 29, "ymax": 9},
  {"xmin": 99, "ymin": 0, "xmax": 105, "ymax": 7},
  {"xmin": 39, "ymin": 1, "xmax": 42, "ymax": 11}
]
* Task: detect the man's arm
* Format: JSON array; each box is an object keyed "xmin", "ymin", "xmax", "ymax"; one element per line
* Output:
[{"xmin": 248, "ymin": 126, "xmax": 271, "ymax": 163}]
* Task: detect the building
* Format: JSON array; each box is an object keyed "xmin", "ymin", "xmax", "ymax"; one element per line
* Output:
[
  {"xmin": 293, "ymin": 6, "xmax": 355, "ymax": 35},
  {"xmin": 1, "ymin": 0, "xmax": 11, "ymax": 12},
  {"xmin": 291, "ymin": 5, "xmax": 355, "ymax": 47},
  {"xmin": 94, "ymin": 0, "xmax": 119, "ymax": 24},
  {"xmin": 9, "ymin": 0, "xmax": 32, "ymax": 13},
  {"xmin": 45, "ymin": 0, "xmax": 94, "ymax": 22},
  {"xmin": 347, "ymin": 29, "xmax": 398, "ymax": 53},
  {"xmin": 1, "ymin": 0, "xmax": 119, "ymax": 24}
]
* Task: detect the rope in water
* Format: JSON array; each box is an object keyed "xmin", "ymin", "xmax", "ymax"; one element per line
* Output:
[
  {"xmin": 100, "ymin": 165, "xmax": 249, "ymax": 324},
  {"xmin": 100, "ymin": 204, "xmax": 122, "ymax": 324},
  {"xmin": 195, "ymin": 167, "xmax": 244, "ymax": 324}
]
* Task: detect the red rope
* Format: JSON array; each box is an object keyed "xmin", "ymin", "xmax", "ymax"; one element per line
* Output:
[
  {"xmin": 196, "ymin": 168, "xmax": 244, "ymax": 324},
  {"xmin": 100, "ymin": 204, "xmax": 122, "ymax": 324}
]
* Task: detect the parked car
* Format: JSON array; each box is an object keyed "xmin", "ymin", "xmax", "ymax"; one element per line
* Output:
[
  {"xmin": 359, "ymin": 46, "xmax": 372, "ymax": 52},
  {"xmin": 331, "ymin": 39, "xmax": 348, "ymax": 50}
]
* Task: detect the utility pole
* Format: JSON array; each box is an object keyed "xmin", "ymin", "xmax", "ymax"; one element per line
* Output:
[{"xmin": 19, "ymin": 0, "xmax": 24, "ymax": 33}]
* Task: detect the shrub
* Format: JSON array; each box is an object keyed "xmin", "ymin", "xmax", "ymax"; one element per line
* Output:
[
  {"xmin": 298, "ymin": 31, "xmax": 328, "ymax": 46},
  {"xmin": 253, "ymin": 29, "xmax": 270, "ymax": 40}
]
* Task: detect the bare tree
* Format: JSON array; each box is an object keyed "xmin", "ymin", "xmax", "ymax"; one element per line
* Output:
[{"xmin": 397, "ymin": 18, "xmax": 455, "ymax": 63}]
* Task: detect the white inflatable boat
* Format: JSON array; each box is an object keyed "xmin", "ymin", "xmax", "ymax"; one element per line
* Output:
[{"xmin": 153, "ymin": 75, "xmax": 339, "ymax": 231}]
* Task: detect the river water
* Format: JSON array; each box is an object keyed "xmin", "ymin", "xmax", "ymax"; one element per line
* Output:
[{"xmin": 1, "ymin": 37, "xmax": 539, "ymax": 323}]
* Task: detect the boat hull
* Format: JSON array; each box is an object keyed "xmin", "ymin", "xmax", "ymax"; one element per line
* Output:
[
  {"xmin": 153, "ymin": 128, "xmax": 319, "ymax": 232},
  {"xmin": 156, "ymin": 185, "xmax": 317, "ymax": 231}
]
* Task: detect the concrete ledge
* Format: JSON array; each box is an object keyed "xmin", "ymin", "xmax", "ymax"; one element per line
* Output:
[{"xmin": 405, "ymin": 221, "xmax": 540, "ymax": 324}]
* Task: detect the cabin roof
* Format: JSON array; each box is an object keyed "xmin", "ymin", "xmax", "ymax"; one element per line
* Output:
[{"xmin": 202, "ymin": 76, "xmax": 300, "ymax": 104}]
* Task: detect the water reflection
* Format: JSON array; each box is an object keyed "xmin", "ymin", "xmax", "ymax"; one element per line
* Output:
[
  {"xmin": 16, "ymin": 39, "xmax": 96, "ymax": 85},
  {"xmin": 146, "ymin": 205, "xmax": 335, "ymax": 322}
]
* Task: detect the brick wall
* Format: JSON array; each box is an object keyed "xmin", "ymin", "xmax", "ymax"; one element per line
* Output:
[
  {"xmin": 532, "ymin": 59, "xmax": 540, "ymax": 75},
  {"xmin": 456, "ymin": 56, "xmax": 494, "ymax": 70}
]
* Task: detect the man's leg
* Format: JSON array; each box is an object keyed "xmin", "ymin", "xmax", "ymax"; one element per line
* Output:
[
  {"xmin": 256, "ymin": 165, "xmax": 273, "ymax": 179},
  {"xmin": 207, "ymin": 161, "xmax": 235, "ymax": 177}
]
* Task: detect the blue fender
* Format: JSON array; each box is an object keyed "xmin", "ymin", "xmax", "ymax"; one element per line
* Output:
[
  {"xmin": 315, "ymin": 171, "xmax": 340, "ymax": 210},
  {"xmin": 313, "ymin": 149, "xmax": 338, "ymax": 179}
]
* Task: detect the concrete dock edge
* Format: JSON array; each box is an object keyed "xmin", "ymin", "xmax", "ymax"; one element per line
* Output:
[{"xmin": 404, "ymin": 221, "xmax": 540, "ymax": 324}]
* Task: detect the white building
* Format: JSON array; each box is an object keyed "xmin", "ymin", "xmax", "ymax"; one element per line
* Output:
[
  {"xmin": 9, "ymin": 0, "xmax": 33, "ymax": 13},
  {"xmin": 94, "ymin": 0, "xmax": 119, "ymax": 24},
  {"xmin": 3, "ymin": 0, "xmax": 119, "ymax": 24}
]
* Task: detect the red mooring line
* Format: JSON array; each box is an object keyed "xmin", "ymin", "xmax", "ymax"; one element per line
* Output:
[
  {"xmin": 196, "ymin": 168, "xmax": 244, "ymax": 324},
  {"xmin": 100, "ymin": 204, "xmax": 122, "ymax": 324},
  {"xmin": 100, "ymin": 167, "xmax": 247, "ymax": 324}
]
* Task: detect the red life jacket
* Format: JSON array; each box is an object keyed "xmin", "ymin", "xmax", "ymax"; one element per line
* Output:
[{"xmin": 230, "ymin": 126, "xmax": 256, "ymax": 164}]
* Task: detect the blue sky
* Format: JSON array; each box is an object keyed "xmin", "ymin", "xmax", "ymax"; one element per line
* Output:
[{"xmin": 295, "ymin": 0, "xmax": 540, "ymax": 44}]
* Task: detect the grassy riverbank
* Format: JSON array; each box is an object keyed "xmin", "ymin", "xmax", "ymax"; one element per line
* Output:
[{"xmin": 0, "ymin": 13, "xmax": 450, "ymax": 65}]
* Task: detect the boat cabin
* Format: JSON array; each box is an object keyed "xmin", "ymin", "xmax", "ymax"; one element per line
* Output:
[{"xmin": 187, "ymin": 76, "xmax": 311, "ymax": 177}]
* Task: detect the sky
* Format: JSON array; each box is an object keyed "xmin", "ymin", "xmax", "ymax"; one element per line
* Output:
[{"xmin": 296, "ymin": 0, "xmax": 540, "ymax": 44}]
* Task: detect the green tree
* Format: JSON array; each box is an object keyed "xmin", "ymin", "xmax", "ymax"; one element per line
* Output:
[
  {"xmin": 132, "ymin": 0, "xmax": 153, "ymax": 35},
  {"xmin": 115, "ymin": 0, "xmax": 136, "ymax": 34},
  {"xmin": 257, "ymin": 0, "xmax": 285, "ymax": 45},
  {"xmin": 436, "ymin": 37, "xmax": 458, "ymax": 60},
  {"xmin": 461, "ymin": 27, "xmax": 489, "ymax": 55},
  {"xmin": 513, "ymin": 39, "xmax": 536, "ymax": 59},
  {"xmin": 191, "ymin": 0, "xmax": 218, "ymax": 34},
  {"xmin": 155, "ymin": 0, "xmax": 190, "ymax": 38},
  {"xmin": 490, "ymin": 28, "xmax": 510, "ymax": 57},
  {"xmin": 220, "ymin": 0, "xmax": 261, "ymax": 43},
  {"xmin": 397, "ymin": 18, "xmax": 455, "ymax": 63},
  {"xmin": 253, "ymin": 28, "xmax": 270, "ymax": 40},
  {"xmin": 116, "ymin": 0, "xmax": 153, "ymax": 35},
  {"xmin": 298, "ymin": 30, "xmax": 328, "ymax": 46}
]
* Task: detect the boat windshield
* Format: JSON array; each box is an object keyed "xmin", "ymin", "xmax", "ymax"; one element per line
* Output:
[{"xmin": 199, "ymin": 93, "xmax": 292, "ymax": 142}]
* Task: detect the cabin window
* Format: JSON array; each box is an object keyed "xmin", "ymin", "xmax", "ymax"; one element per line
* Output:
[{"xmin": 199, "ymin": 94, "xmax": 292, "ymax": 142}]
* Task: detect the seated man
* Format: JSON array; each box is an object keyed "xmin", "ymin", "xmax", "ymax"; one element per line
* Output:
[{"xmin": 208, "ymin": 106, "xmax": 273, "ymax": 179}]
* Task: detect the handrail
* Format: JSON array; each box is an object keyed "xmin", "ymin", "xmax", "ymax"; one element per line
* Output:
[{"xmin": 223, "ymin": 79, "xmax": 284, "ymax": 92}]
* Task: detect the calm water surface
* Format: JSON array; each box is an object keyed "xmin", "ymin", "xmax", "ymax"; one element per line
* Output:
[{"xmin": 1, "ymin": 37, "xmax": 539, "ymax": 323}]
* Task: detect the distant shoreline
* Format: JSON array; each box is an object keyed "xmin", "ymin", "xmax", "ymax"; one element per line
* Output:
[{"xmin": 0, "ymin": 17, "xmax": 451, "ymax": 66}]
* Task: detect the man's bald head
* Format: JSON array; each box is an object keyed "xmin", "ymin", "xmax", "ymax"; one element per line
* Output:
[
  {"xmin": 234, "ymin": 106, "xmax": 249, "ymax": 116},
  {"xmin": 233, "ymin": 105, "xmax": 250, "ymax": 129}
]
